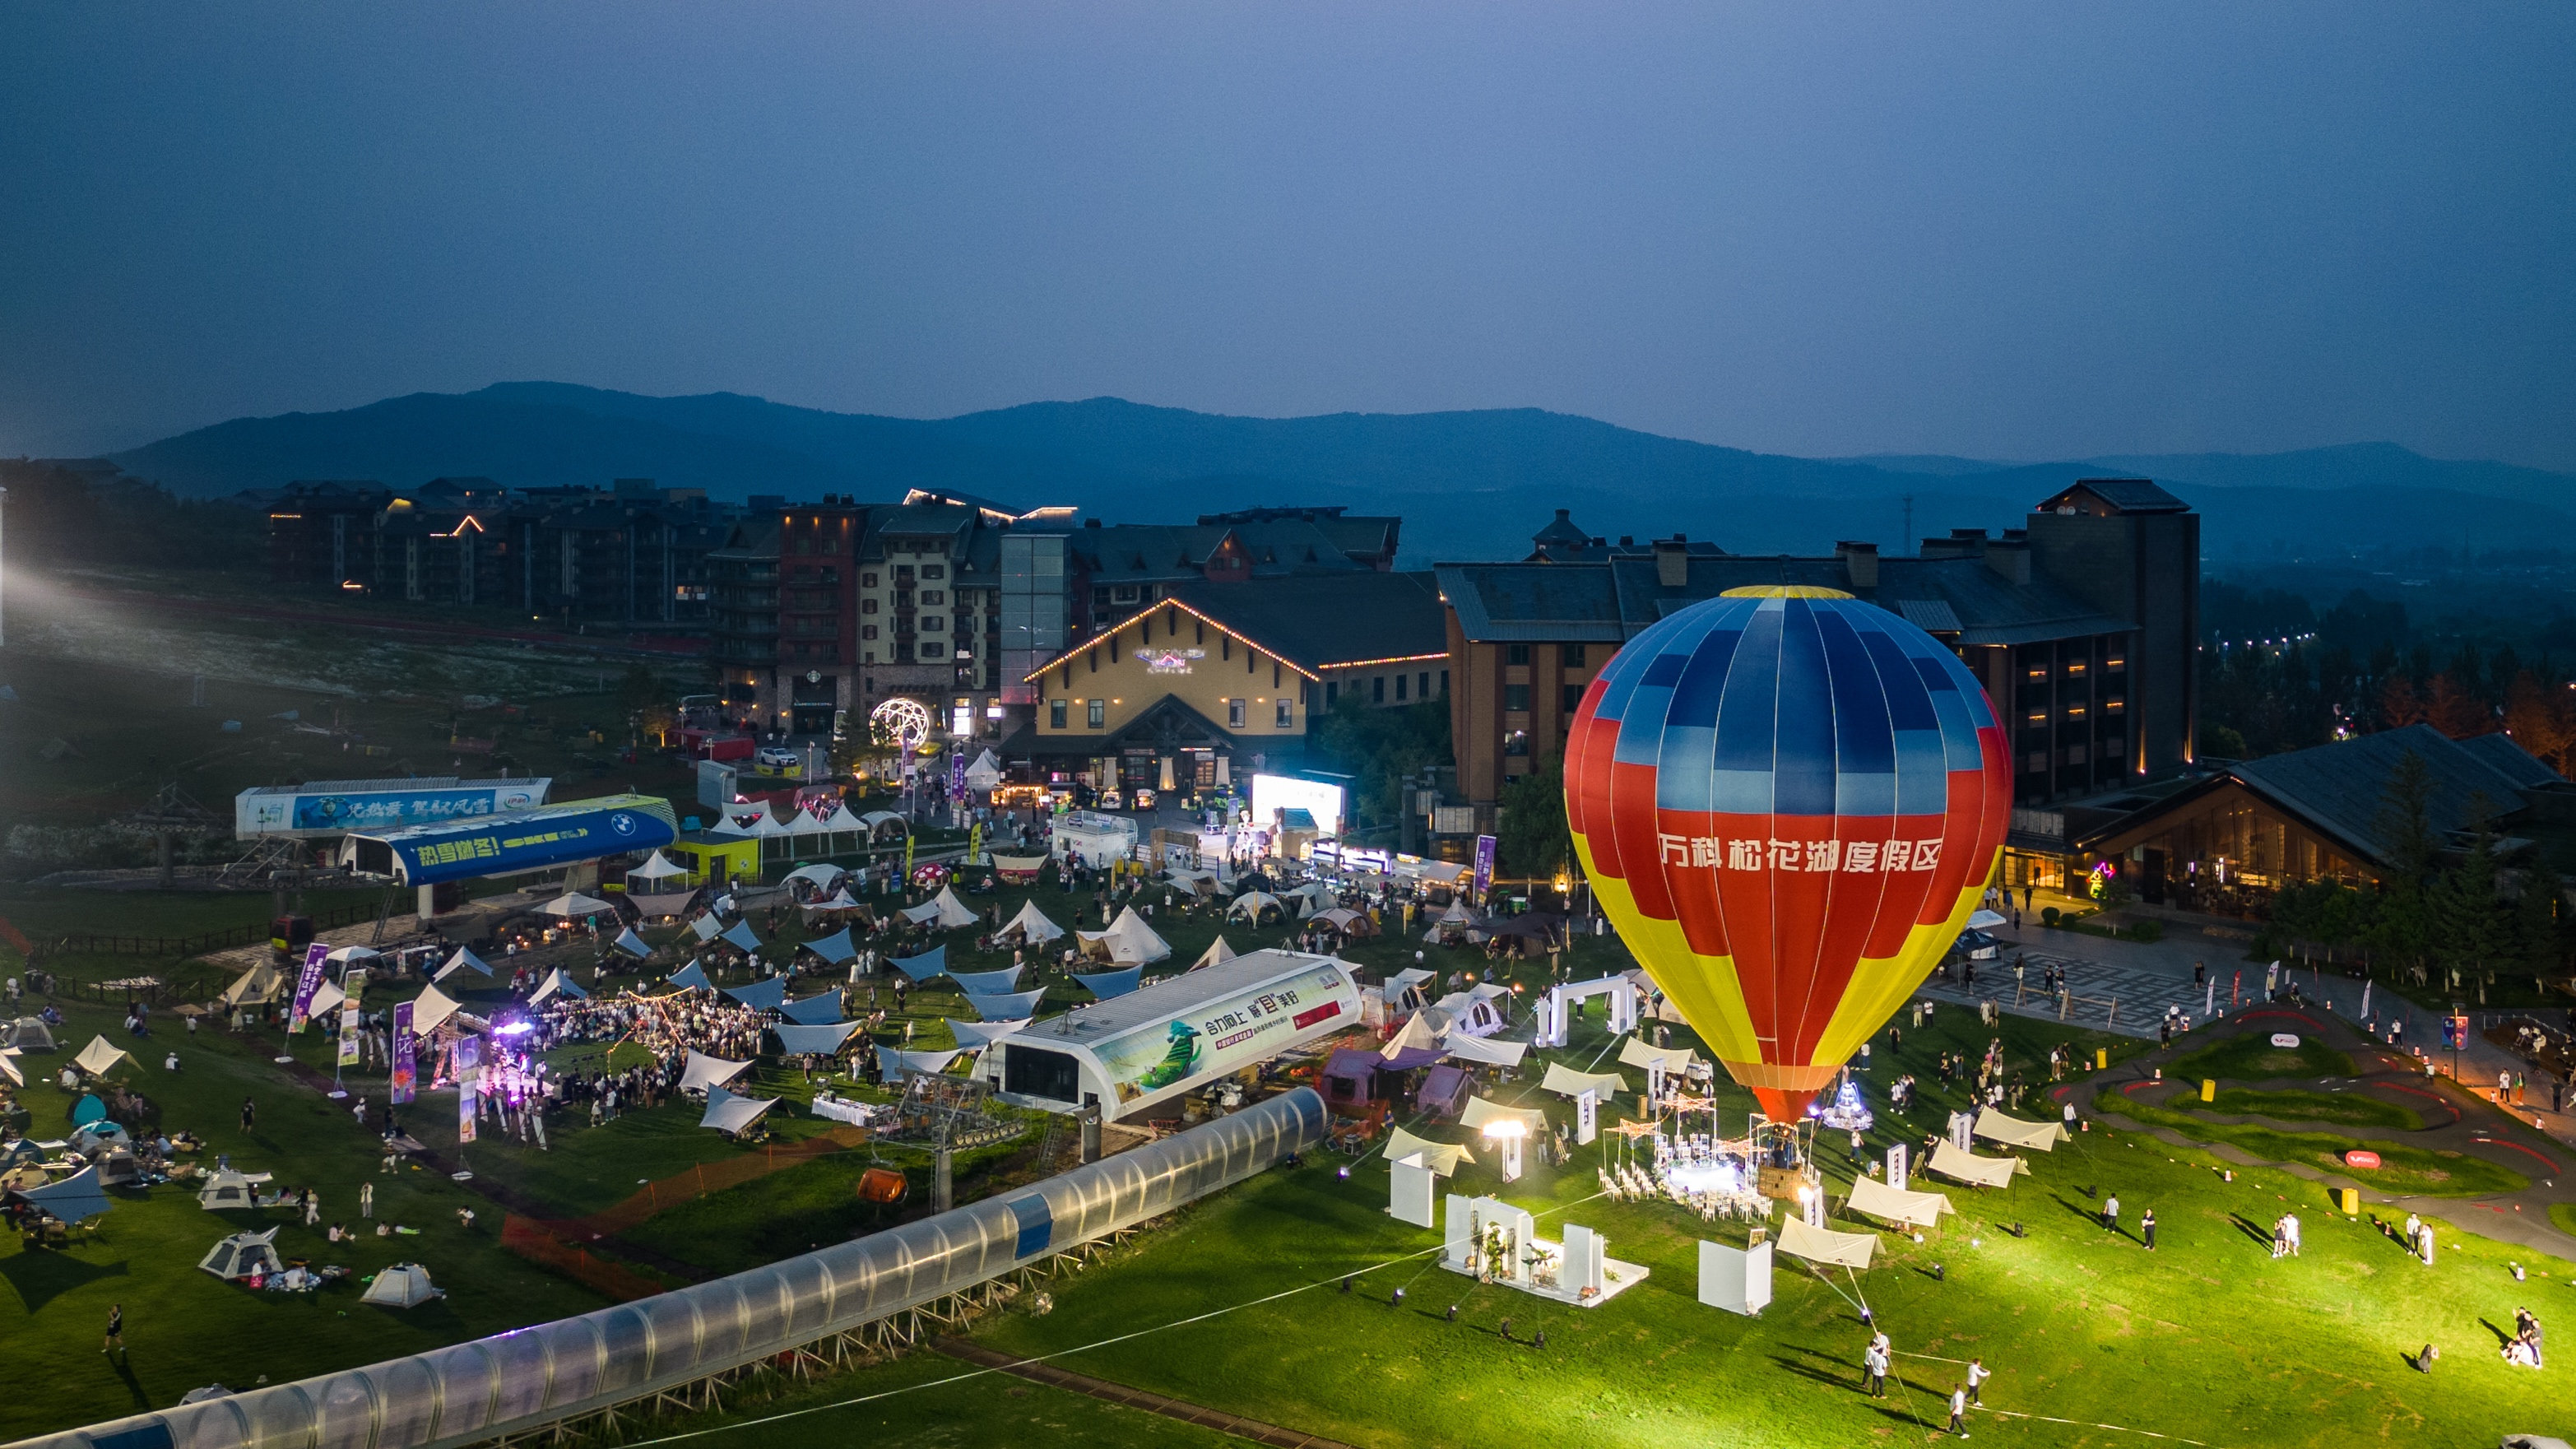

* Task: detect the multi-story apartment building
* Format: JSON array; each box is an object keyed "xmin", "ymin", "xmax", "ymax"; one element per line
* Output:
[{"xmin": 1434, "ymin": 481, "xmax": 2199, "ymax": 885}]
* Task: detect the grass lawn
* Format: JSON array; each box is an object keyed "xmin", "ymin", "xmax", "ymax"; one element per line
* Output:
[
  {"xmin": 2108, "ymin": 1095, "xmax": 2526, "ymax": 1197},
  {"xmin": 0, "ymin": 1000, "xmax": 613, "ymax": 1440},
  {"xmin": 2202, "ymin": 1086, "xmax": 2425, "ymax": 1131},
  {"xmin": 2167, "ymin": 1031, "xmax": 2355, "ymax": 1083},
  {"xmin": 639, "ymin": 1349, "xmax": 1251, "ymax": 1449},
  {"xmin": 929, "ymin": 1018, "xmax": 2574, "ymax": 1449}
]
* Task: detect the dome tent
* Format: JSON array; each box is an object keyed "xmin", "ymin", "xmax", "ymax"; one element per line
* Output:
[
  {"xmin": 362, "ymin": 1262, "xmax": 445, "ymax": 1308},
  {"xmin": 199, "ymin": 1228, "xmax": 284, "ymax": 1281}
]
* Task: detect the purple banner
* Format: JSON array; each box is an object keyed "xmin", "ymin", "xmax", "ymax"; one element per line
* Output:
[
  {"xmin": 389, "ymin": 1001, "xmax": 416, "ymax": 1105},
  {"xmin": 286, "ymin": 941, "xmax": 331, "ymax": 1033},
  {"xmin": 454, "ymin": 1035, "xmax": 480, "ymax": 1145},
  {"xmin": 1472, "ymin": 833, "xmax": 1497, "ymax": 901},
  {"xmin": 948, "ymin": 752, "xmax": 966, "ymax": 802}
]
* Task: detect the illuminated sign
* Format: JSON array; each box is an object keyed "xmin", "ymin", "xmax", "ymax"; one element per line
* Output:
[
  {"xmin": 1251, "ymin": 773, "xmax": 1345, "ymax": 839},
  {"xmin": 1135, "ymin": 648, "xmax": 1205, "ymax": 674}
]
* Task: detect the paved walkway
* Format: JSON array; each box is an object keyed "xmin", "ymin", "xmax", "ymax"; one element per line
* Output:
[
  {"xmin": 933, "ymin": 1338, "xmax": 1351, "ymax": 1449},
  {"xmin": 2070, "ymin": 1004, "xmax": 2576, "ymax": 1258}
]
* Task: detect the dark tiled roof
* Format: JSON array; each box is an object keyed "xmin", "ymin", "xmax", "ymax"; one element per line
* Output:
[
  {"xmin": 1163, "ymin": 571, "xmax": 1447, "ymax": 670},
  {"xmin": 2226, "ymin": 724, "xmax": 2560, "ymax": 866},
  {"xmin": 1437, "ymin": 554, "xmax": 2131, "ymax": 647},
  {"xmin": 2450, "ymin": 731, "xmax": 2564, "ymax": 793},
  {"xmin": 2044, "ymin": 477, "xmax": 2190, "ymax": 513}
]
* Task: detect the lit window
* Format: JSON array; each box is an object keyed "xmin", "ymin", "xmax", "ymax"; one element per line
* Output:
[
  {"xmin": 1228, "ymin": 699, "xmax": 1246, "ymax": 728},
  {"xmin": 1088, "ymin": 699, "xmax": 1105, "ymax": 728},
  {"xmin": 1050, "ymin": 699, "xmax": 1067, "ymax": 729}
]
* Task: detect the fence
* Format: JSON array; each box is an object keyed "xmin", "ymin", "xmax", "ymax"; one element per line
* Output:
[{"xmin": 40, "ymin": 901, "xmax": 380, "ymax": 959}]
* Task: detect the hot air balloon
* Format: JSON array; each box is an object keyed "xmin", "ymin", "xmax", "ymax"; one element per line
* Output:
[{"xmin": 1564, "ymin": 585, "xmax": 2011, "ymax": 1120}]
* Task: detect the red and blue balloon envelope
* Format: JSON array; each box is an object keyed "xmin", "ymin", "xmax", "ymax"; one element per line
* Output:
[{"xmin": 1565, "ymin": 586, "xmax": 2011, "ymax": 1119}]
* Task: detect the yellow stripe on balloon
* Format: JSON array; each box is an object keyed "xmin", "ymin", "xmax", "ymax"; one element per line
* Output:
[
  {"xmin": 1571, "ymin": 837, "xmax": 1760, "ymax": 1061},
  {"xmin": 1814, "ymin": 880, "xmax": 1989, "ymax": 1066}
]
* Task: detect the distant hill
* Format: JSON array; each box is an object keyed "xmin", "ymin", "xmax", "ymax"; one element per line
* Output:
[{"xmin": 107, "ymin": 383, "xmax": 2576, "ymax": 564}]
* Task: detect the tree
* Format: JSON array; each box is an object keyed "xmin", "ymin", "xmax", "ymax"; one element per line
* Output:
[
  {"xmin": 2429, "ymin": 823, "xmax": 2509, "ymax": 987},
  {"xmin": 1309, "ymin": 697, "xmax": 1450, "ymax": 840},
  {"xmin": 2504, "ymin": 671, "xmax": 2576, "ymax": 774},
  {"xmin": 2514, "ymin": 860, "xmax": 2571, "ymax": 982},
  {"xmin": 1497, "ymin": 764, "xmax": 1571, "ymax": 881},
  {"xmin": 2374, "ymin": 750, "xmax": 2440, "ymax": 890}
]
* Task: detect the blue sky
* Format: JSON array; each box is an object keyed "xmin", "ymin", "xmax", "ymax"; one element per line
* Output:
[{"xmin": 3, "ymin": 2, "xmax": 2571, "ymax": 467}]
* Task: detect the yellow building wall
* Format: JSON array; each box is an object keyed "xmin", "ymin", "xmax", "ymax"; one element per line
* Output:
[{"xmin": 1032, "ymin": 609, "xmax": 1309, "ymax": 742}]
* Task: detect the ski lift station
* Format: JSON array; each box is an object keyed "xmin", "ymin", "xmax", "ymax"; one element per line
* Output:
[{"xmin": 990, "ymin": 948, "xmax": 1362, "ymax": 1122}]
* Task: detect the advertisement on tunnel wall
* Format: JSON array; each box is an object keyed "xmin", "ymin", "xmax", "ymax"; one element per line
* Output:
[{"xmin": 1088, "ymin": 959, "xmax": 1359, "ymax": 1104}]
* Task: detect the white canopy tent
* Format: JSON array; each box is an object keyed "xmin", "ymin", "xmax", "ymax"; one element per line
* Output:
[
  {"xmin": 361, "ymin": 1262, "xmax": 445, "ymax": 1307},
  {"xmin": 1973, "ymin": 1108, "xmax": 2065, "ymax": 1151},
  {"xmin": 678, "ymin": 1051, "xmax": 753, "ymax": 1095},
  {"xmin": 434, "ymin": 947, "xmax": 492, "ymax": 982},
  {"xmin": 878, "ymin": 1047, "xmax": 957, "ymax": 1078},
  {"xmin": 628, "ymin": 850, "xmax": 689, "ymax": 884},
  {"xmin": 782, "ymin": 863, "xmax": 847, "ymax": 893},
  {"xmin": 1777, "ymin": 1217, "xmax": 1878, "ymax": 1268},
  {"xmin": 409, "ymin": 985, "xmax": 464, "ymax": 1036},
  {"xmin": 304, "ymin": 980, "xmax": 347, "ymax": 1019},
  {"xmin": 1443, "ymin": 1033, "xmax": 1528, "ymax": 1068},
  {"xmin": 1228, "ymin": 891, "xmax": 1285, "ymax": 922},
  {"xmin": 1928, "ymin": 1140, "xmax": 2026, "ymax": 1187},
  {"xmin": 963, "ymin": 749, "xmax": 1004, "ymax": 791},
  {"xmin": 699, "ymin": 1085, "xmax": 778, "ymax": 1136},
  {"xmin": 528, "ymin": 969, "xmax": 587, "ymax": 1005},
  {"xmin": 1459, "ymin": 1096, "xmax": 1548, "ymax": 1137},
  {"xmin": 785, "ymin": 808, "xmax": 835, "ymax": 840},
  {"xmin": 1618, "ymin": 1038, "xmax": 1701, "ymax": 1074},
  {"xmin": 1846, "ymin": 1173, "xmax": 1956, "ymax": 1227},
  {"xmin": 541, "ymin": 892, "xmax": 619, "ymax": 918},
  {"xmin": 1078, "ymin": 906, "xmax": 1171, "ymax": 965},
  {"xmin": 1383, "ymin": 1126, "xmax": 1474, "ymax": 1174},
  {"xmin": 1539, "ymin": 1063, "xmax": 1627, "ymax": 1099},
  {"xmin": 1191, "ymin": 935, "xmax": 1237, "ymax": 971},
  {"xmin": 999, "ymin": 899, "xmax": 1064, "ymax": 944}
]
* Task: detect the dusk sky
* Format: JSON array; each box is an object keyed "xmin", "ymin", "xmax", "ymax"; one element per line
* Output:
[{"xmin": 4, "ymin": 2, "xmax": 2572, "ymax": 467}]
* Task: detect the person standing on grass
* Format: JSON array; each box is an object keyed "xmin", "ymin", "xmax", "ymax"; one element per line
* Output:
[
  {"xmin": 2101, "ymin": 1193, "xmax": 2119, "ymax": 1235},
  {"xmin": 103, "ymin": 1303, "xmax": 123, "ymax": 1356},
  {"xmin": 2141, "ymin": 1208, "xmax": 2156, "ymax": 1251},
  {"xmin": 1966, "ymin": 1357, "xmax": 1989, "ymax": 1405},
  {"xmin": 1863, "ymin": 1342, "xmax": 1887, "ymax": 1397},
  {"xmin": 1948, "ymin": 1384, "xmax": 1970, "ymax": 1437},
  {"xmin": 240, "ymin": 1098, "xmax": 256, "ymax": 1134}
]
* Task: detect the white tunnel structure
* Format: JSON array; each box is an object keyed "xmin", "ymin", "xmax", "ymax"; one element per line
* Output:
[{"xmin": 17, "ymin": 1089, "xmax": 1329, "ymax": 1449}]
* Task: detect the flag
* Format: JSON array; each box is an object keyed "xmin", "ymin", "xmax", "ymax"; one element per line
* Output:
[
  {"xmin": 390, "ymin": 1001, "xmax": 416, "ymax": 1105},
  {"xmin": 1472, "ymin": 834, "xmax": 1497, "ymax": 902},
  {"xmin": 455, "ymin": 1036, "xmax": 480, "ymax": 1144},
  {"xmin": 287, "ymin": 941, "xmax": 331, "ymax": 1033},
  {"xmin": 337, "ymin": 969, "xmax": 367, "ymax": 1066}
]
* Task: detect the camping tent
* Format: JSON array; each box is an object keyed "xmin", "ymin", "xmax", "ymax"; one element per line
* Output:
[
  {"xmin": 909, "ymin": 886, "xmax": 979, "ymax": 930},
  {"xmin": 1383, "ymin": 1126, "xmax": 1474, "ymax": 1175},
  {"xmin": 198, "ymin": 1228, "xmax": 284, "ymax": 1280},
  {"xmin": 610, "ymin": 927, "xmax": 652, "ymax": 959},
  {"xmin": 949, "ymin": 966, "xmax": 1025, "ymax": 995},
  {"xmin": 222, "ymin": 964, "xmax": 286, "ymax": 1007},
  {"xmin": 877, "ymin": 1047, "xmax": 957, "ymax": 1078},
  {"xmin": 779, "ymin": 991, "xmax": 845, "ymax": 1025},
  {"xmin": 889, "ymin": 946, "xmax": 947, "ymax": 981},
  {"xmin": 1927, "ymin": 1140, "xmax": 2026, "ymax": 1187},
  {"xmin": 965, "ymin": 987, "xmax": 1048, "ymax": 1020},
  {"xmin": 92, "ymin": 1147, "xmax": 142, "ymax": 1188},
  {"xmin": 409, "ymin": 985, "xmax": 464, "ymax": 1036},
  {"xmin": 1432, "ymin": 985, "xmax": 1509, "ymax": 1038},
  {"xmin": 677, "ymin": 1052, "xmax": 753, "ymax": 1095},
  {"xmin": 947, "ymin": 1018, "xmax": 1029, "ymax": 1049},
  {"xmin": 1073, "ymin": 966, "xmax": 1144, "ymax": 1001},
  {"xmin": 528, "ymin": 969, "xmax": 587, "ymax": 1005},
  {"xmin": 434, "ymin": 947, "xmax": 492, "ymax": 982},
  {"xmin": 360, "ymin": 1262, "xmax": 444, "ymax": 1307},
  {"xmin": 72, "ymin": 1036, "xmax": 132, "ymax": 1078},
  {"xmin": 1777, "ymin": 1217, "xmax": 1878, "ymax": 1268},
  {"xmin": 1973, "ymin": 1108, "xmax": 2065, "ymax": 1151},
  {"xmin": 717, "ymin": 921, "xmax": 763, "ymax": 954},
  {"xmin": 1380, "ymin": 1013, "xmax": 1440, "ymax": 1060},
  {"xmin": 1315, "ymin": 907, "xmax": 1373, "ymax": 935},
  {"xmin": 1443, "ymin": 1033, "xmax": 1528, "ymax": 1068},
  {"xmin": 963, "ymin": 749, "xmax": 1005, "ymax": 791},
  {"xmin": 782, "ymin": 863, "xmax": 847, "ymax": 894},
  {"xmin": 724, "ymin": 977, "xmax": 789, "ymax": 1012},
  {"xmin": 666, "ymin": 960, "xmax": 713, "ymax": 992},
  {"xmin": 1228, "ymin": 892, "xmax": 1285, "ymax": 922},
  {"xmin": 0, "ymin": 1052, "xmax": 19, "ymax": 1086},
  {"xmin": 699, "ymin": 1085, "xmax": 778, "ymax": 1136},
  {"xmin": 197, "ymin": 1169, "xmax": 273, "ymax": 1210},
  {"xmin": 1191, "ymin": 936, "xmax": 1236, "ymax": 971},
  {"xmin": 1079, "ymin": 906, "xmax": 1171, "ymax": 965},
  {"xmin": 1539, "ymin": 1063, "xmax": 1627, "ymax": 1100},
  {"xmin": 15, "ymin": 1165, "xmax": 112, "ymax": 1224},
  {"xmin": 1415, "ymin": 1065, "xmax": 1471, "ymax": 1117},
  {"xmin": 1846, "ymin": 1174, "xmax": 1956, "ymax": 1227},
  {"xmin": 999, "ymin": 899, "xmax": 1064, "ymax": 945},
  {"xmin": 70, "ymin": 1094, "xmax": 109, "ymax": 1127},
  {"xmin": 772, "ymin": 1021, "xmax": 861, "ymax": 1055},
  {"xmin": 799, "ymin": 927, "xmax": 859, "ymax": 965},
  {"xmin": 2, "ymin": 1019, "xmax": 51, "ymax": 1052}
]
